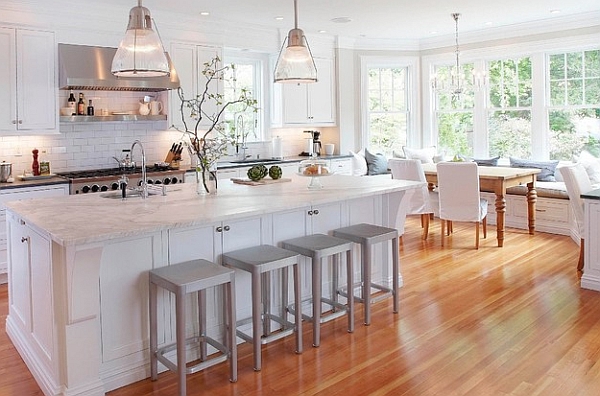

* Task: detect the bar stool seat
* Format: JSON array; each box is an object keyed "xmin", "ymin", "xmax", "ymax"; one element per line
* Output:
[
  {"xmin": 332, "ymin": 223, "xmax": 399, "ymax": 325},
  {"xmin": 149, "ymin": 259, "xmax": 237, "ymax": 396},
  {"xmin": 222, "ymin": 244, "xmax": 302, "ymax": 371},
  {"xmin": 281, "ymin": 234, "xmax": 354, "ymax": 347}
]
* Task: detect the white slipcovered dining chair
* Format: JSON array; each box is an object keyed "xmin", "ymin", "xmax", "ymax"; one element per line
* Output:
[
  {"xmin": 558, "ymin": 163, "xmax": 593, "ymax": 272},
  {"xmin": 436, "ymin": 162, "xmax": 488, "ymax": 249},
  {"xmin": 389, "ymin": 158, "xmax": 438, "ymax": 240}
]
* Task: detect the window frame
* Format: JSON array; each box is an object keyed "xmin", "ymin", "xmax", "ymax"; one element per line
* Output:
[{"xmin": 360, "ymin": 55, "xmax": 419, "ymax": 152}]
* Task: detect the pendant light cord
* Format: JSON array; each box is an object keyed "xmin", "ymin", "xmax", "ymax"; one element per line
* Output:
[
  {"xmin": 294, "ymin": 0, "xmax": 299, "ymax": 29},
  {"xmin": 452, "ymin": 13, "xmax": 461, "ymax": 93}
]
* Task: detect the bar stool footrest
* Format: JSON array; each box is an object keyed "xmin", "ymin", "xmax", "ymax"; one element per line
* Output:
[
  {"xmin": 338, "ymin": 282, "xmax": 393, "ymax": 304},
  {"xmin": 155, "ymin": 335, "xmax": 229, "ymax": 375},
  {"xmin": 235, "ymin": 315, "xmax": 297, "ymax": 346},
  {"xmin": 287, "ymin": 297, "xmax": 349, "ymax": 324}
]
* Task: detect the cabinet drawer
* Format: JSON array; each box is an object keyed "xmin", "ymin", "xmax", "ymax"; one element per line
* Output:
[{"xmin": 513, "ymin": 197, "xmax": 570, "ymax": 223}]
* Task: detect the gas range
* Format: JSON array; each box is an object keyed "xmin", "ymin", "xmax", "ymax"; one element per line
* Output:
[{"xmin": 57, "ymin": 167, "xmax": 186, "ymax": 195}]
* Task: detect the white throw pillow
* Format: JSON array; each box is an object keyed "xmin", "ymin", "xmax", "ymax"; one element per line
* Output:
[
  {"xmin": 403, "ymin": 146, "xmax": 437, "ymax": 164},
  {"xmin": 349, "ymin": 149, "xmax": 368, "ymax": 176},
  {"xmin": 577, "ymin": 151, "xmax": 600, "ymax": 184}
]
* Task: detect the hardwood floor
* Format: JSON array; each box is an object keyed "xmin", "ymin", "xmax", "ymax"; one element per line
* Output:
[{"xmin": 2, "ymin": 219, "xmax": 600, "ymax": 395}]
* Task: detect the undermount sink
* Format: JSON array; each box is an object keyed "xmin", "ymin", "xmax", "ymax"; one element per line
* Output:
[
  {"xmin": 230, "ymin": 158, "xmax": 281, "ymax": 164},
  {"xmin": 100, "ymin": 190, "xmax": 143, "ymax": 199}
]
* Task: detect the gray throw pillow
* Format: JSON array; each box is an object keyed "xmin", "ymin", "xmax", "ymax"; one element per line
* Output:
[
  {"xmin": 364, "ymin": 149, "xmax": 389, "ymax": 175},
  {"xmin": 509, "ymin": 157, "xmax": 559, "ymax": 181},
  {"xmin": 472, "ymin": 156, "xmax": 499, "ymax": 167}
]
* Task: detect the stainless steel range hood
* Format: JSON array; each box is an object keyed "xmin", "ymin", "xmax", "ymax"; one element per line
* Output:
[{"xmin": 59, "ymin": 44, "xmax": 180, "ymax": 92}]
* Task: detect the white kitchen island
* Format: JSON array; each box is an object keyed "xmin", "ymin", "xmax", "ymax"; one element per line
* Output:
[{"xmin": 4, "ymin": 174, "xmax": 420, "ymax": 396}]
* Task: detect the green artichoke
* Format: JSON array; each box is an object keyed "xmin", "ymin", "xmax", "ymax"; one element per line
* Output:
[
  {"xmin": 269, "ymin": 165, "xmax": 283, "ymax": 180},
  {"xmin": 247, "ymin": 165, "xmax": 264, "ymax": 181}
]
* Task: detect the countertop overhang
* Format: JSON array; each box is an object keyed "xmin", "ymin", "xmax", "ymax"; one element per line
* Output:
[{"xmin": 5, "ymin": 174, "xmax": 422, "ymax": 247}]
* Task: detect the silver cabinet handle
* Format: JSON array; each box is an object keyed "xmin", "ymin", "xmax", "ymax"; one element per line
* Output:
[
  {"xmin": 18, "ymin": 120, "xmax": 23, "ymax": 124},
  {"xmin": 307, "ymin": 210, "xmax": 313, "ymax": 216},
  {"xmin": 12, "ymin": 120, "xmax": 17, "ymax": 124},
  {"xmin": 223, "ymin": 225, "xmax": 230, "ymax": 231},
  {"xmin": 21, "ymin": 236, "xmax": 29, "ymax": 243},
  {"xmin": 216, "ymin": 226, "xmax": 223, "ymax": 232},
  {"xmin": 313, "ymin": 209, "xmax": 319, "ymax": 215}
]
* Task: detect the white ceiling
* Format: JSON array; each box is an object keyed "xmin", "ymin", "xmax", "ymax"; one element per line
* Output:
[{"xmin": 129, "ymin": 0, "xmax": 600, "ymax": 42}]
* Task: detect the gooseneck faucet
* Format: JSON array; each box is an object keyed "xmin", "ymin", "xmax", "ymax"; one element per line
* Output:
[{"xmin": 130, "ymin": 140, "xmax": 148, "ymax": 199}]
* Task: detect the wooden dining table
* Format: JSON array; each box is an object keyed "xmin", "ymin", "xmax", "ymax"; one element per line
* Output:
[{"xmin": 421, "ymin": 163, "xmax": 541, "ymax": 247}]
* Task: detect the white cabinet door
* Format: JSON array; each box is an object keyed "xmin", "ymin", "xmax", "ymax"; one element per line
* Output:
[
  {"xmin": 0, "ymin": 27, "xmax": 56, "ymax": 134},
  {"xmin": 0, "ymin": 28, "xmax": 17, "ymax": 132},
  {"xmin": 0, "ymin": 184, "xmax": 68, "ymax": 281},
  {"xmin": 169, "ymin": 43, "xmax": 222, "ymax": 131},
  {"xmin": 329, "ymin": 158, "xmax": 353, "ymax": 175},
  {"xmin": 308, "ymin": 57, "xmax": 335, "ymax": 124},
  {"xmin": 280, "ymin": 57, "xmax": 336, "ymax": 126}
]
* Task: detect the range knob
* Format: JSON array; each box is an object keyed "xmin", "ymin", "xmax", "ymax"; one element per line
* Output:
[
  {"xmin": 91, "ymin": 184, "xmax": 100, "ymax": 193},
  {"xmin": 111, "ymin": 182, "xmax": 119, "ymax": 190},
  {"xmin": 171, "ymin": 177, "xmax": 179, "ymax": 184},
  {"xmin": 163, "ymin": 178, "xmax": 171, "ymax": 185},
  {"xmin": 100, "ymin": 185, "xmax": 108, "ymax": 192},
  {"xmin": 81, "ymin": 186, "xmax": 91, "ymax": 193}
]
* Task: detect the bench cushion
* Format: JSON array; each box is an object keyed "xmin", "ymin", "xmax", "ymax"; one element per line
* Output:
[{"xmin": 506, "ymin": 181, "xmax": 569, "ymax": 200}]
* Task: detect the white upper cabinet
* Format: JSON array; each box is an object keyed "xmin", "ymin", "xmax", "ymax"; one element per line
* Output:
[
  {"xmin": 169, "ymin": 43, "xmax": 222, "ymax": 132},
  {"xmin": 278, "ymin": 57, "xmax": 336, "ymax": 127},
  {"xmin": 0, "ymin": 27, "xmax": 57, "ymax": 134}
]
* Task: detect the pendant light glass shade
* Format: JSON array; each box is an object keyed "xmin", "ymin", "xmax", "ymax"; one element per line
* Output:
[
  {"xmin": 112, "ymin": 0, "xmax": 169, "ymax": 77},
  {"xmin": 274, "ymin": 0, "xmax": 317, "ymax": 83}
]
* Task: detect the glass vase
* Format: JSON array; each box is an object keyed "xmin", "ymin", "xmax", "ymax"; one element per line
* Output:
[{"xmin": 196, "ymin": 166, "xmax": 217, "ymax": 195}]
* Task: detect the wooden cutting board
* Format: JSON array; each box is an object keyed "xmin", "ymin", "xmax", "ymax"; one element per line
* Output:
[{"xmin": 231, "ymin": 177, "xmax": 292, "ymax": 186}]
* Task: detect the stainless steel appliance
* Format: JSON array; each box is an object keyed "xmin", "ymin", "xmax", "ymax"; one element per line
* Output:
[
  {"xmin": 57, "ymin": 167, "xmax": 185, "ymax": 195},
  {"xmin": 0, "ymin": 162, "xmax": 12, "ymax": 182}
]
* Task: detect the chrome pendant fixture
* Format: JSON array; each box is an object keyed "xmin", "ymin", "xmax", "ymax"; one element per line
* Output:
[
  {"xmin": 273, "ymin": 0, "xmax": 317, "ymax": 83},
  {"xmin": 112, "ymin": 0, "xmax": 169, "ymax": 77}
]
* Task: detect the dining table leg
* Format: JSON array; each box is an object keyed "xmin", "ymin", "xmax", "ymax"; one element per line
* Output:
[
  {"xmin": 494, "ymin": 192, "xmax": 507, "ymax": 247},
  {"xmin": 526, "ymin": 182, "xmax": 537, "ymax": 235}
]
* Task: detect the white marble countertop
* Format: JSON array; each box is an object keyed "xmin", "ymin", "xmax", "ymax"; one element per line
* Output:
[{"xmin": 5, "ymin": 174, "xmax": 422, "ymax": 246}]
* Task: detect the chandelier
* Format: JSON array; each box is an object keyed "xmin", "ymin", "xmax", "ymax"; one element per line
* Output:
[{"xmin": 431, "ymin": 13, "xmax": 471, "ymax": 98}]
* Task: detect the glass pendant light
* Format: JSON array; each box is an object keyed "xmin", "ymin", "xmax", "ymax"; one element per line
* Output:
[
  {"xmin": 274, "ymin": 0, "xmax": 317, "ymax": 83},
  {"xmin": 112, "ymin": 0, "xmax": 169, "ymax": 77},
  {"xmin": 432, "ymin": 13, "xmax": 471, "ymax": 98}
]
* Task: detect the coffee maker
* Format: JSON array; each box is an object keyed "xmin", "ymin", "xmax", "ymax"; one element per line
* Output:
[{"xmin": 300, "ymin": 130, "xmax": 322, "ymax": 156}]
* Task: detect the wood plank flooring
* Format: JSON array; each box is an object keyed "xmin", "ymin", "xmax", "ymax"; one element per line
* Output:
[{"xmin": 2, "ymin": 218, "xmax": 600, "ymax": 395}]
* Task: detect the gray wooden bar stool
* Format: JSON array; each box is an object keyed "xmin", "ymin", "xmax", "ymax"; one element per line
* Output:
[
  {"xmin": 222, "ymin": 244, "xmax": 302, "ymax": 371},
  {"xmin": 281, "ymin": 234, "xmax": 354, "ymax": 347},
  {"xmin": 332, "ymin": 223, "xmax": 399, "ymax": 325},
  {"xmin": 149, "ymin": 259, "xmax": 237, "ymax": 396}
]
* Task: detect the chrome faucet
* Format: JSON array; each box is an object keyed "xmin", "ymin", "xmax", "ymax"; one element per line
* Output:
[
  {"xmin": 130, "ymin": 140, "xmax": 148, "ymax": 199},
  {"xmin": 235, "ymin": 114, "xmax": 248, "ymax": 161}
]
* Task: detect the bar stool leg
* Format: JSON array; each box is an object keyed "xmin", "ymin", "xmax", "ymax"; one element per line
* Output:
[
  {"xmin": 175, "ymin": 290, "xmax": 187, "ymax": 396},
  {"xmin": 392, "ymin": 237, "xmax": 399, "ymax": 313},
  {"xmin": 332, "ymin": 254, "xmax": 339, "ymax": 310},
  {"xmin": 293, "ymin": 262, "xmax": 303, "ymax": 353},
  {"xmin": 224, "ymin": 281, "xmax": 238, "ymax": 382},
  {"xmin": 149, "ymin": 281, "xmax": 158, "ymax": 381},
  {"xmin": 251, "ymin": 269, "xmax": 262, "ymax": 371},
  {"xmin": 345, "ymin": 250, "xmax": 355, "ymax": 333},
  {"xmin": 281, "ymin": 267, "xmax": 289, "ymax": 325},
  {"xmin": 261, "ymin": 272, "xmax": 271, "ymax": 337},
  {"xmin": 198, "ymin": 289, "xmax": 207, "ymax": 361},
  {"xmin": 363, "ymin": 244, "xmax": 372, "ymax": 326},
  {"xmin": 312, "ymin": 256, "xmax": 323, "ymax": 347}
]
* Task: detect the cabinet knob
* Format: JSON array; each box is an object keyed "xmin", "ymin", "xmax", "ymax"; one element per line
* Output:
[
  {"xmin": 21, "ymin": 236, "xmax": 29, "ymax": 243},
  {"xmin": 223, "ymin": 225, "xmax": 230, "ymax": 232},
  {"xmin": 307, "ymin": 210, "xmax": 313, "ymax": 216},
  {"xmin": 313, "ymin": 209, "xmax": 319, "ymax": 215},
  {"xmin": 18, "ymin": 120, "xmax": 23, "ymax": 124},
  {"xmin": 12, "ymin": 120, "xmax": 17, "ymax": 124},
  {"xmin": 216, "ymin": 226, "xmax": 223, "ymax": 232}
]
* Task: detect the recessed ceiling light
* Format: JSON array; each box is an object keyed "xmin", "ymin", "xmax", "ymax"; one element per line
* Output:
[
  {"xmin": 318, "ymin": 30, "xmax": 327, "ymax": 34},
  {"xmin": 550, "ymin": 9, "xmax": 561, "ymax": 14},
  {"xmin": 274, "ymin": 16, "xmax": 284, "ymax": 21},
  {"xmin": 200, "ymin": 12, "xmax": 210, "ymax": 16},
  {"xmin": 484, "ymin": 21, "xmax": 493, "ymax": 26},
  {"xmin": 331, "ymin": 17, "xmax": 352, "ymax": 24},
  {"xmin": 430, "ymin": 30, "xmax": 437, "ymax": 35}
]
